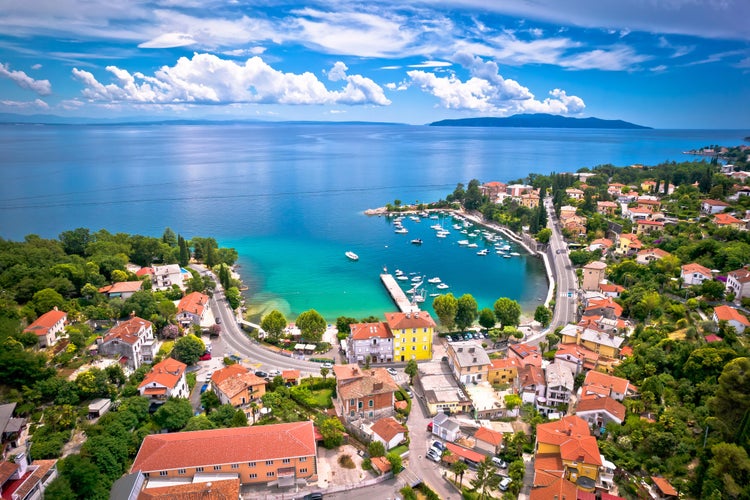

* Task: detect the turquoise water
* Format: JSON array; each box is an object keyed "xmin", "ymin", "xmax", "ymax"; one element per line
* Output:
[{"xmin": 1, "ymin": 123, "xmax": 747, "ymax": 322}]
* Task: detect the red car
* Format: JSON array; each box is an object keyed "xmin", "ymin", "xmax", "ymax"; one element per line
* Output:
[
  {"xmin": 199, "ymin": 352, "xmax": 212, "ymax": 361},
  {"xmin": 427, "ymin": 422, "xmax": 433, "ymax": 432}
]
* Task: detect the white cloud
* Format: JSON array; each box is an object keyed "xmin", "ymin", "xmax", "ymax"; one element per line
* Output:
[
  {"xmin": 31, "ymin": 63, "xmax": 42, "ymax": 70},
  {"xmin": 223, "ymin": 47, "xmax": 266, "ymax": 57},
  {"xmin": 650, "ymin": 65, "xmax": 668, "ymax": 72},
  {"xmin": 327, "ymin": 61, "xmax": 348, "ymax": 82},
  {"xmin": 0, "ymin": 62, "xmax": 52, "ymax": 95},
  {"xmin": 72, "ymin": 53, "xmax": 390, "ymax": 107},
  {"xmin": 407, "ymin": 53, "xmax": 585, "ymax": 115},
  {"xmin": 0, "ymin": 98, "xmax": 48, "ymax": 109},
  {"xmin": 407, "ymin": 61, "xmax": 452, "ymax": 68},
  {"xmin": 139, "ymin": 32, "xmax": 197, "ymax": 49},
  {"xmin": 559, "ymin": 45, "xmax": 650, "ymax": 71}
]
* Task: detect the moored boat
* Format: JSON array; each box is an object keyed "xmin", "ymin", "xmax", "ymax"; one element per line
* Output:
[
  {"xmin": 345, "ymin": 251, "xmax": 359, "ymax": 261},
  {"xmin": 410, "ymin": 238, "xmax": 423, "ymax": 245}
]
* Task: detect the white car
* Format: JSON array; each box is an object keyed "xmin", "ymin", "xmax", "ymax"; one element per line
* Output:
[
  {"xmin": 321, "ymin": 362, "xmax": 333, "ymax": 369},
  {"xmin": 499, "ymin": 477, "xmax": 512, "ymax": 491},
  {"xmin": 268, "ymin": 369, "xmax": 281, "ymax": 377},
  {"xmin": 426, "ymin": 449, "xmax": 441, "ymax": 462},
  {"xmin": 386, "ymin": 368, "xmax": 398, "ymax": 376}
]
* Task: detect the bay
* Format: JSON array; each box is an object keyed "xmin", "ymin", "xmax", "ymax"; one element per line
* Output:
[{"xmin": 0, "ymin": 123, "xmax": 746, "ymax": 322}]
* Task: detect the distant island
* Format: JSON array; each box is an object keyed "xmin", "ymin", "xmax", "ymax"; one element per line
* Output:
[{"xmin": 429, "ymin": 113, "xmax": 651, "ymax": 129}]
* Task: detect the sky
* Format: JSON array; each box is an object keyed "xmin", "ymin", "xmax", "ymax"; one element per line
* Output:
[{"xmin": 0, "ymin": 0, "xmax": 748, "ymax": 128}]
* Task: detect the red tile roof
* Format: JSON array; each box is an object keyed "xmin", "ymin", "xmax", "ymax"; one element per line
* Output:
[
  {"xmin": 98, "ymin": 281, "xmax": 143, "ymax": 294},
  {"xmin": 598, "ymin": 283, "xmax": 624, "ymax": 294},
  {"xmin": 337, "ymin": 368, "xmax": 399, "ymax": 401},
  {"xmin": 729, "ymin": 268, "xmax": 750, "ymax": 284},
  {"xmin": 533, "ymin": 454, "xmax": 564, "ymax": 473},
  {"xmin": 215, "ymin": 371, "xmax": 267, "ymax": 400},
  {"xmin": 713, "ymin": 305, "xmax": 750, "ymax": 326},
  {"xmin": 138, "ymin": 358, "xmax": 187, "ymax": 391},
  {"xmin": 350, "ymin": 322, "xmax": 393, "ymax": 340},
  {"xmin": 282, "ymin": 369, "xmax": 300, "ymax": 380},
  {"xmin": 519, "ymin": 364, "xmax": 545, "ymax": 387},
  {"xmin": 384, "ymin": 310, "xmax": 436, "ymax": 330},
  {"xmin": 474, "ymin": 426, "xmax": 503, "ymax": 446},
  {"xmin": 490, "ymin": 357, "xmax": 522, "ymax": 370},
  {"xmin": 704, "ymin": 334, "xmax": 723, "ymax": 343},
  {"xmin": 131, "ymin": 421, "xmax": 316, "ymax": 473},
  {"xmin": 371, "ymin": 456, "xmax": 392, "ymax": 474},
  {"xmin": 136, "ymin": 267, "xmax": 154, "ymax": 277},
  {"xmin": 536, "ymin": 415, "xmax": 591, "ymax": 448},
  {"xmin": 652, "ymin": 476, "xmax": 678, "ymax": 496},
  {"xmin": 23, "ymin": 309, "xmax": 67, "ymax": 336},
  {"xmin": 445, "ymin": 442, "xmax": 485, "ymax": 463},
  {"xmin": 681, "ymin": 263, "xmax": 712, "ymax": 277},
  {"xmin": 529, "ymin": 471, "xmax": 578, "ymax": 500},
  {"xmin": 211, "ymin": 363, "xmax": 248, "ymax": 385},
  {"xmin": 714, "ymin": 213, "xmax": 743, "ymax": 225},
  {"xmin": 583, "ymin": 371, "xmax": 632, "ymax": 397},
  {"xmin": 575, "ymin": 396, "xmax": 626, "ymax": 421},
  {"xmin": 103, "ymin": 316, "xmax": 152, "ymax": 345},
  {"xmin": 559, "ymin": 434, "xmax": 601, "ymax": 466},
  {"xmin": 177, "ymin": 292, "xmax": 209, "ymax": 316},
  {"xmin": 702, "ymin": 199, "xmax": 730, "ymax": 207},
  {"xmin": 370, "ymin": 416, "xmax": 406, "ymax": 443},
  {"xmin": 139, "ymin": 477, "xmax": 240, "ymax": 499},
  {"xmin": 10, "ymin": 459, "xmax": 57, "ymax": 500}
]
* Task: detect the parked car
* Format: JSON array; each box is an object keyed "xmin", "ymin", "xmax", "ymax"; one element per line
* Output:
[
  {"xmin": 431, "ymin": 441, "xmax": 445, "ymax": 451},
  {"xmin": 254, "ymin": 370, "xmax": 268, "ymax": 378},
  {"xmin": 268, "ymin": 369, "xmax": 281, "ymax": 377},
  {"xmin": 215, "ymin": 317, "xmax": 221, "ymax": 324},
  {"xmin": 321, "ymin": 362, "xmax": 333, "ymax": 369},
  {"xmin": 302, "ymin": 493, "xmax": 323, "ymax": 500},
  {"xmin": 464, "ymin": 332, "xmax": 473, "ymax": 340},
  {"xmin": 492, "ymin": 457, "xmax": 508, "ymax": 469},
  {"xmin": 386, "ymin": 367, "xmax": 398, "ymax": 376},
  {"xmin": 426, "ymin": 449, "xmax": 441, "ymax": 462},
  {"xmin": 199, "ymin": 352, "xmax": 212, "ymax": 361},
  {"xmin": 405, "ymin": 388, "xmax": 413, "ymax": 397},
  {"xmin": 499, "ymin": 477, "xmax": 512, "ymax": 491},
  {"xmin": 427, "ymin": 422, "xmax": 433, "ymax": 432},
  {"xmin": 200, "ymin": 383, "xmax": 208, "ymax": 394}
]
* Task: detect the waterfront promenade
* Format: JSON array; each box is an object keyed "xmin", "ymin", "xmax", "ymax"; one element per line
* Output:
[{"xmin": 380, "ymin": 273, "xmax": 420, "ymax": 313}]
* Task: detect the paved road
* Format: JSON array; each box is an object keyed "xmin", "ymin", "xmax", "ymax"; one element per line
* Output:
[{"xmin": 543, "ymin": 197, "xmax": 578, "ymax": 330}]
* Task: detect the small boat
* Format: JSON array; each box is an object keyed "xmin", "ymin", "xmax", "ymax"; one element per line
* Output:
[
  {"xmin": 427, "ymin": 277, "xmax": 441, "ymax": 284},
  {"xmin": 429, "ymin": 293, "xmax": 440, "ymax": 297},
  {"xmin": 477, "ymin": 249, "xmax": 489, "ymax": 256},
  {"xmin": 436, "ymin": 232, "xmax": 447, "ymax": 238},
  {"xmin": 345, "ymin": 251, "xmax": 359, "ymax": 261},
  {"xmin": 503, "ymin": 254, "xmax": 511, "ymax": 258},
  {"xmin": 410, "ymin": 238, "xmax": 423, "ymax": 245},
  {"xmin": 411, "ymin": 276, "xmax": 423, "ymax": 282},
  {"xmin": 410, "ymin": 216, "xmax": 420, "ymax": 222},
  {"xmin": 397, "ymin": 275, "xmax": 409, "ymax": 281},
  {"xmin": 453, "ymin": 224, "xmax": 462, "ymax": 230},
  {"xmin": 395, "ymin": 227, "xmax": 408, "ymax": 234},
  {"xmin": 510, "ymin": 252, "xmax": 520, "ymax": 256},
  {"xmin": 458, "ymin": 239, "xmax": 469, "ymax": 246},
  {"xmin": 468, "ymin": 243, "xmax": 478, "ymax": 248},
  {"xmin": 395, "ymin": 269, "xmax": 403, "ymax": 276},
  {"xmin": 414, "ymin": 295, "xmax": 425, "ymax": 302},
  {"xmin": 436, "ymin": 283, "xmax": 449, "ymax": 289},
  {"xmin": 430, "ymin": 224, "xmax": 442, "ymax": 230}
]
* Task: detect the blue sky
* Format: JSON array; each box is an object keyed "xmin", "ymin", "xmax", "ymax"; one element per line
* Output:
[{"xmin": 0, "ymin": 0, "xmax": 748, "ymax": 128}]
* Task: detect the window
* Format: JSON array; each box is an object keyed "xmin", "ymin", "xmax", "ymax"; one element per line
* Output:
[
  {"xmin": 231, "ymin": 464, "xmax": 239, "ymax": 469},
  {"xmin": 266, "ymin": 460, "xmax": 274, "ymax": 465},
  {"xmin": 299, "ymin": 468, "xmax": 308, "ymax": 473},
  {"xmin": 300, "ymin": 457, "xmax": 307, "ymax": 462},
  {"xmin": 267, "ymin": 472, "xmax": 275, "ymax": 477},
  {"xmin": 159, "ymin": 471, "xmax": 168, "ymax": 476},
  {"xmin": 282, "ymin": 458, "xmax": 291, "ymax": 464},
  {"xmin": 369, "ymin": 399, "xmax": 374, "ymax": 407},
  {"xmin": 412, "ymin": 346, "xmax": 415, "ymax": 351},
  {"xmin": 196, "ymin": 467, "xmax": 204, "ymax": 472},
  {"xmin": 350, "ymin": 398, "xmax": 355, "ymax": 406},
  {"xmin": 248, "ymin": 462, "xmax": 255, "ymax": 467},
  {"xmin": 412, "ymin": 337, "xmax": 416, "ymax": 342},
  {"xmin": 178, "ymin": 469, "xmax": 186, "ymax": 475},
  {"xmin": 214, "ymin": 465, "xmax": 222, "ymax": 471},
  {"xmin": 249, "ymin": 473, "xmax": 257, "ymax": 479}
]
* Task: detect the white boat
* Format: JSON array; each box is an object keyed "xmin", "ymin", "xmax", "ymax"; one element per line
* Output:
[
  {"xmin": 452, "ymin": 224, "xmax": 462, "ymax": 230},
  {"xmin": 436, "ymin": 283, "xmax": 449, "ymax": 289},
  {"xmin": 411, "ymin": 276, "xmax": 423, "ymax": 282},
  {"xmin": 345, "ymin": 251, "xmax": 359, "ymax": 261},
  {"xmin": 436, "ymin": 232, "xmax": 447, "ymax": 238},
  {"xmin": 397, "ymin": 275, "xmax": 409, "ymax": 281},
  {"xmin": 410, "ymin": 216, "xmax": 420, "ymax": 222},
  {"xmin": 477, "ymin": 249, "xmax": 489, "ymax": 256},
  {"xmin": 395, "ymin": 227, "xmax": 408, "ymax": 234},
  {"xmin": 427, "ymin": 277, "xmax": 441, "ymax": 284},
  {"xmin": 468, "ymin": 243, "xmax": 478, "ymax": 248},
  {"xmin": 395, "ymin": 269, "xmax": 403, "ymax": 276},
  {"xmin": 458, "ymin": 239, "xmax": 469, "ymax": 246},
  {"xmin": 430, "ymin": 224, "xmax": 442, "ymax": 230},
  {"xmin": 414, "ymin": 295, "xmax": 425, "ymax": 302},
  {"xmin": 510, "ymin": 252, "xmax": 520, "ymax": 256},
  {"xmin": 503, "ymin": 254, "xmax": 511, "ymax": 258},
  {"xmin": 429, "ymin": 293, "xmax": 440, "ymax": 297}
]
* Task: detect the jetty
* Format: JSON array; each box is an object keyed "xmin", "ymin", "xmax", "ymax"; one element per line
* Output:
[{"xmin": 380, "ymin": 273, "xmax": 420, "ymax": 314}]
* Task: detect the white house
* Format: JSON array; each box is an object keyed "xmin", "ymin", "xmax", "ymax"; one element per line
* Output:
[
  {"xmin": 701, "ymin": 199, "xmax": 730, "ymax": 214},
  {"xmin": 97, "ymin": 316, "xmax": 157, "ymax": 370},
  {"xmin": 151, "ymin": 264, "xmax": 184, "ymax": 291},
  {"xmin": 347, "ymin": 322, "xmax": 394, "ymax": 364},
  {"xmin": 726, "ymin": 268, "xmax": 750, "ymax": 299},
  {"xmin": 680, "ymin": 263, "xmax": 713, "ymax": 287},
  {"xmin": 431, "ymin": 412, "xmax": 461, "ymax": 442},
  {"xmin": 138, "ymin": 358, "xmax": 189, "ymax": 405},
  {"xmin": 540, "ymin": 363, "xmax": 574, "ymax": 416},
  {"xmin": 23, "ymin": 308, "xmax": 67, "ymax": 348},
  {"xmin": 176, "ymin": 291, "xmax": 210, "ymax": 328},
  {"xmin": 713, "ymin": 305, "xmax": 750, "ymax": 333},
  {"xmin": 370, "ymin": 416, "xmax": 407, "ymax": 450}
]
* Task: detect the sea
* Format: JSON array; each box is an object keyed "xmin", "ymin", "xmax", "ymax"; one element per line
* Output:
[{"xmin": 1, "ymin": 123, "xmax": 747, "ymax": 323}]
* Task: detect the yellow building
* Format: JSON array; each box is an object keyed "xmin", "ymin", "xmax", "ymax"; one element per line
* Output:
[
  {"xmin": 535, "ymin": 415, "xmax": 602, "ymax": 492},
  {"xmin": 520, "ymin": 192, "xmax": 540, "ymax": 208},
  {"xmin": 488, "ymin": 357, "xmax": 521, "ymax": 385},
  {"xmin": 384, "ymin": 311, "xmax": 436, "ymax": 361}
]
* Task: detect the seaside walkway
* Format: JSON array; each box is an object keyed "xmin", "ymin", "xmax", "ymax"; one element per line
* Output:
[{"xmin": 380, "ymin": 273, "xmax": 420, "ymax": 314}]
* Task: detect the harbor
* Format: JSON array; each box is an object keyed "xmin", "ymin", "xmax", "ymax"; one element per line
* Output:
[{"xmin": 380, "ymin": 273, "xmax": 420, "ymax": 314}]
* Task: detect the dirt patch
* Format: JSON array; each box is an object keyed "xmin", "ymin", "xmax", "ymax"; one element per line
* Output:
[
  {"xmin": 338, "ymin": 454, "xmax": 355, "ymax": 469},
  {"xmin": 61, "ymin": 429, "xmax": 87, "ymax": 457}
]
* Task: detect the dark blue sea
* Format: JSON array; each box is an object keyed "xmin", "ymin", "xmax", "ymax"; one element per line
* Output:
[{"xmin": 0, "ymin": 123, "xmax": 746, "ymax": 322}]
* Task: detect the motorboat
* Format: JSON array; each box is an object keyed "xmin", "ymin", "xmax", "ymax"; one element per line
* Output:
[
  {"xmin": 436, "ymin": 283, "xmax": 449, "ymax": 289},
  {"xmin": 510, "ymin": 252, "xmax": 520, "ymax": 256},
  {"xmin": 477, "ymin": 249, "xmax": 489, "ymax": 256},
  {"xmin": 436, "ymin": 231, "xmax": 448, "ymax": 238},
  {"xmin": 430, "ymin": 223, "xmax": 442, "ymax": 230},
  {"xmin": 397, "ymin": 275, "xmax": 409, "ymax": 281},
  {"xmin": 345, "ymin": 251, "xmax": 359, "ymax": 261},
  {"xmin": 410, "ymin": 238, "xmax": 423, "ymax": 245},
  {"xmin": 411, "ymin": 276, "xmax": 423, "ymax": 282},
  {"xmin": 468, "ymin": 243, "xmax": 478, "ymax": 248},
  {"xmin": 395, "ymin": 227, "xmax": 408, "ymax": 234},
  {"xmin": 458, "ymin": 239, "xmax": 469, "ymax": 246},
  {"xmin": 429, "ymin": 293, "xmax": 440, "ymax": 297},
  {"xmin": 503, "ymin": 254, "xmax": 511, "ymax": 258},
  {"xmin": 395, "ymin": 269, "xmax": 403, "ymax": 276},
  {"xmin": 427, "ymin": 277, "xmax": 441, "ymax": 284}
]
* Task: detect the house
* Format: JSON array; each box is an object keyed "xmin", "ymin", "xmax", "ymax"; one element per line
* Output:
[
  {"xmin": 583, "ymin": 297, "xmax": 623, "ymax": 321},
  {"xmin": 0, "ymin": 454, "xmax": 58, "ymax": 500},
  {"xmin": 529, "ymin": 470, "xmax": 578, "ymax": 500},
  {"xmin": 597, "ymin": 201, "xmax": 618, "ymax": 216},
  {"xmin": 97, "ymin": 281, "xmax": 143, "ymax": 299},
  {"xmin": 446, "ymin": 341, "xmax": 490, "ymax": 384},
  {"xmin": 540, "ymin": 363, "xmax": 574, "ymax": 415},
  {"xmin": 588, "ymin": 238, "xmax": 614, "ymax": 253},
  {"xmin": 88, "ymin": 398, "xmax": 112, "ymax": 419},
  {"xmin": 333, "ymin": 364, "xmax": 399, "ymax": 421},
  {"xmin": 559, "ymin": 205, "xmax": 577, "ymax": 220},
  {"xmin": 713, "ymin": 305, "xmax": 750, "ymax": 333},
  {"xmin": 481, "ymin": 181, "xmax": 507, "ymax": 201},
  {"xmin": 579, "ymin": 329, "xmax": 625, "ymax": 359},
  {"xmin": 726, "ymin": 268, "xmax": 750, "ymax": 299},
  {"xmin": 0, "ymin": 403, "xmax": 25, "ymax": 453},
  {"xmin": 97, "ymin": 316, "xmax": 157, "ymax": 370},
  {"xmin": 565, "ymin": 188, "xmax": 584, "ymax": 200},
  {"xmin": 636, "ymin": 248, "xmax": 671, "ymax": 265},
  {"xmin": 713, "ymin": 212, "xmax": 744, "ymax": 229},
  {"xmin": 701, "ymin": 199, "xmax": 730, "ymax": 214},
  {"xmin": 535, "ymin": 415, "xmax": 603, "ymax": 493},
  {"xmin": 636, "ymin": 220, "xmax": 664, "ymax": 236},
  {"xmin": 626, "ymin": 206, "xmax": 653, "ymax": 222},
  {"xmin": 651, "ymin": 476, "xmax": 679, "ymax": 500},
  {"xmin": 445, "ymin": 442, "xmax": 486, "ymax": 467},
  {"xmin": 431, "ymin": 412, "xmax": 461, "ymax": 442},
  {"xmin": 176, "ymin": 291, "xmax": 210, "ymax": 328},
  {"xmin": 370, "ymin": 416, "xmax": 407, "ymax": 450},
  {"xmin": 680, "ymin": 263, "xmax": 713, "ymax": 287},
  {"xmin": 508, "ymin": 343, "xmax": 543, "ymax": 367},
  {"xmin": 384, "ymin": 311, "xmax": 436, "ymax": 362},
  {"xmin": 575, "ymin": 396, "xmax": 626, "ymax": 427},
  {"xmin": 507, "ymin": 184, "xmax": 534, "ymax": 197},
  {"xmin": 607, "ymin": 183, "xmax": 626, "ymax": 196},
  {"xmin": 582, "ymin": 261, "xmax": 607, "ymax": 291},
  {"xmin": 615, "ymin": 233, "xmax": 642, "ymax": 255},
  {"xmin": 487, "ymin": 357, "xmax": 521, "ymax": 385},
  {"xmin": 130, "ymin": 421, "xmax": 318, "ymax": 487},
  {"xmin": 211, "ymin": 364, "xmax": 267, "ymax": 407},
  {"xmin": 520, "ymin": 192, "xmax": 540, "ymax": 208},
  {"xmin": 151, "ymin": 264, "xmax": 184, "ymax": 291},
  {"xmin": 416, "ymin": 360, "xmax": 472, "ymax": 416},
  {"xmin": 554, "ymin": 343, "xmax": 600, "ymax": 376},
  {"xmin": 23, "ymin": 307, "xmax": 67, "ymax": 348},
  {"xmin": 138, "ymin": 358, "xmax": 190, "ymax": 405},
  {"xmin": 473, "ymin": 426, "xmax": 504, "ymax": 455},
  {"xmin": 347, "ymin": 322, "xmax": 393, "ymax": 364},
  {"xmin": 581, "ymin": 371, "xmax": 637, "ymax": 402},
  {"xmin": 562, "ymin": 216, "xmax": 587, "ymax": 238},
  {"xmin": 282, "ymin": 369, "xmax": 300, "ymax": 386},
  {"xmin": 518, "ymin": 364, "xmax": 546, "ymax": 406},
  {"xmin": 636, "ymin": 197, "xmax": 661, "ymax": 211},
  {"xmin": 599, "ymin": 283, "xmax": 625, "ymax": 298}
]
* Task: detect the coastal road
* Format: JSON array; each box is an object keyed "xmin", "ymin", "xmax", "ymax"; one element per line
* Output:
[{"xmin": 543, "ymin": 197, "xmax": 578, "ymax": 330}]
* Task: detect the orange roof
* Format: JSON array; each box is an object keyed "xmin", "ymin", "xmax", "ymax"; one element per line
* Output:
[
  {"xmin": 682, "ymin": 263, "xmax": 712, "ymax": 277},
  {"xmin": 332, "ymin": 363, "xmax": 368, "ymax": 382},
  {"xmin": 636, "ymin": 248, "xmax": 670, "ymax": 259},
  {"xmin": 384, "ymin": 310, "xmax": 436, "ymax": 330},
  {"xmin": 131, "ymin": 421, "xmax": 316, "ymax": 473},
  {"xmin": 714, "ymin": 305, "xmax": 750, "ymax": 326},
  {"xmin": 702, "ymin": 199, "xmax": 730, "ymax": 207},
  {"xmin": 559, "ymin": 434, "xmax": 602, "ymax": 465},
  {"xmin": 139, "ymin": 477, "xmax": 240, "ymax": 499},
  {"xmin": 519, "ymin": 364, "xmax": 545, "ymax": 387},
  {"xmin": 490, "ymin": 357, "xmax": 522, "ymax": 370},
  {"xmin": 215, "ymin": 371, "xmax": 267, "ymax": 399},
  {"xmin": 24, "ymin": 309, "xmax": 67, "ymax": 336},
  {"xmin": 136, "ymin": 267, "xmax": 154, "ymax": 276},
  {"xmin": 139, "ymin": 358, "xmax": 187, "ymax": 390},
  {"xmin": 177, "ymin": 291, "xmax": 209, "ymax": 316},
  {"xmin": 599, "ymin": 283, "xmax": 624, "ymax": 294},
  {"xmin": 536, "ymin": 415, "xmax": 591, "ymax": 447},
  {"xmin": 474, "ymin": 426, "xmax": 503, "ymax": 446},
  {"xmin": 533, "ymin": 454, "xmax": 564, "ymax": 473},
  {"xmin": 729, "ymin": 268, "xmax": 750, "ymax": 284},
  {"xmin": 370, "ymin": 416, "xmax": 406, "ymax": 443},
  {"xmin": 714, "ymin": 213, "xmax": 742, "ymax": 225},
  {"xmin": 636, "ymin": 220, "xmax": 664, "ymax": 226},
  {"xmin": 509, "ymin": 343, "xmax": 539, "ymax": 358},
  {"xmin": 282, "ymin": 369, "xmax": 300, "ymax": 380},
  {"xmin": 583, "ymin": 371, "xmax": 632, "ymax": 396},
  {"xmin": 8, "ymin": 460, "xmax": 58, "ymax": 500},
  {"xmin": 350, "ymin": 322, "xmax": 393, "ymax": 340},
  {"xmin": 575, "ymin": 396, "xmax": 626, "ymax": 421},
  {"xmin": 102, "ymin": 316, "xmax": 152, "ymax": 345},
  {"xmin": 530, "ymin": 472, "xmax": 577, "ymax": 500},
  {"xmin": 584, "ymin": 297, "xmax": 623, "ymax": 317},
  {"xmin": 590, "ymin": 238, "xmax": 614, "ymax": 248},
  {"xmin": 98, "ymin": 281, "xmax": 143, "ymax": 294},
  {"xmin": 445, "ymin": 442, "xmax": 485, "ymax": 463},
  {"xmin": 652, "ymin": 476, "xmax": 679, "ymax": 496},
  {"xmin": 371, "ymin": 456, "xmax": 392, "ymax": 474},
  {"xmin": 618, "ymin": 233, "xmax": 642, "ymax": 249},
  {"xmin": 637, "ymin": 197, "xmax": 660, "ymax": 205},
  {"xmin": 619, "ymin": 345, "xmax": 633, "ymax": 357},
  {"xmin": 337, "ymin": 368, "xmax": 399, "ymax": 401},
  {"xmin": 211, "ymin": 363, "xmax": 248, "ymax": 385}
]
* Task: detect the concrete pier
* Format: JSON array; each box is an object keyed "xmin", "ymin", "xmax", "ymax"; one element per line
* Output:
[{"xmin": 380, "ymin": 273, "xmax": 420, "ymax": 313}]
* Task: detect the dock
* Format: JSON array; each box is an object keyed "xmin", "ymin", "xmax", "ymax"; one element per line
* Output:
[{"xmin": 380, "ymin": 273, "xmax": 420, "ymax": 313}]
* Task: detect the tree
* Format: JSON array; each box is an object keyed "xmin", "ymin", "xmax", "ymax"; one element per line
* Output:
[
  {"xmin": 43, "ymin": 476, "xmax": 76, "ymax": 500},
  {"xmin": 404, "ymin": 359, "xmax": 418, "ymax": 385},
  {"xmin": 160, "ymin": 323, "xmax": 180, "ymax": 339},
  {"xmin": 177, "ymin": 234, "xmax": 190, "ymax": 267},
  {"xmin": 455, "ymin": 294, "xmax": 478, "ymax": 330},
  {"xmin": 470, "ymin": 457, "xmax": 501, "ymax": 499},
  {"xmin": 320, "ymin": 366, "xmax": 330, "ymax": 379},
  {"xmin": 709, "ymin": 357, "xmax": 750, "ymax": 437},
  {"xmin": 173, "ymin": 334, "xmax": 205, "ymax": 365},
  {"xmin": 153, "ymin": 398, "xmax": 193, "ymax": 431},
  {"xmin": 29, "ymin": 288, "xmax": 65, "ymax": 316},
  {"xmin": 368, "ymin": 440, "xmax": 386, "ymax": 457},
  {"xmin": 122, "ymin": 290, "xmax": 159, "ymax": 319},
  {"xmin": 452, "ymin": 460, "xmax": 468, "ymax": 487},
  {"xmin": 183, "ymin": 414, "xmax": 217, "ymax": 431},
  {"xmin": 59, "ymin": 227, "xmax": 91, "ymax": 256},
  {"xmin": 225, "ymin": 286, "xmax": 242, "ymax": 310},
  {"xmin": 478, "ymin": 307, "xmax": 496, "ymax": 331},
  {"xmin": 536, "ymin": 227, "xmax": 552, "ymax": 244},
  {"xmin": 494, "ymin": 297, "xmax": 521, "ymax": 327},
  {"xmin": 318, "ymin": 416, "xmax": 345, "ymax": 448},
  {"xmin": 200, "ymin": 390, "xmax": 221, "ymax": 413},
  {"xmin": 701, "ymin": 280, "xmax": 725, "ymax": 301},
  {"xmin": 296, "ymin": 309, "xmax": 326, "ymax": 343},
  {"xmin": 162, "ymin": 227, "xmax": 177, "ymax": 246},
  {"xmin": 261, "ymin": 309, "xmax": 287, "ymax": 341},
  {"xmin": 504, "ymin": 394, "xmax": 522, "ymax": 412},
  {"xmin": 336, "ymin": 316, "xmax": 356, "ymax": 336},
  {"xmin": 433, "ymin": 293, "xmax": 458, "ymax": 330},
  {"xmin": 386, "ymin": 451, "xmax": 403, "ymax": 473},
  {"xmin": 534, "ymin": 305, "xmax": 552, "ymax": 327},
  {"xmin": 58, "ymin": 454, "xmax": 109, "ymax": 500}
]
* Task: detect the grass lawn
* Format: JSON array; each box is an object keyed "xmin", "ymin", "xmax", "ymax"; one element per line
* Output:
[
  {"xmin": 158, "ymin": 340, "xmax": 174, "ymax": 357},
  {"xmin": 310, "ymin": 388, "xmax": 334, "ymax": 408},
  {"xmin": 391, "ymin": 444, "xmax": 409, "ymax": 456}
]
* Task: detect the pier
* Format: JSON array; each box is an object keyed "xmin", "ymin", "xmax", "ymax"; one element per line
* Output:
[{"xmin": 380, "ymin": 273, "xmax": 420, "ymax": 314}]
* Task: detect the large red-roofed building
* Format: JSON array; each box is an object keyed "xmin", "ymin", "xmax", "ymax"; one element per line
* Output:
[{"xmin": 23, "ymin": 308, "xmax": 67, "ymax": 348}]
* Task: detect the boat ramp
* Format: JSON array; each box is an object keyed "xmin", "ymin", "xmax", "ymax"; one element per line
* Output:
[{"xmin": 380, "ymin": 273, "xmax": 420, "ymax": 314}]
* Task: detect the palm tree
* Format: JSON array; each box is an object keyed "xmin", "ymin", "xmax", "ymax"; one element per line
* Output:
[{"xmin": 451, "ymin": 460, "xmax": 468, "ymax": 487}]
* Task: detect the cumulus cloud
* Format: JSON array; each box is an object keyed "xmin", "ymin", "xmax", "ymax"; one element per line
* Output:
[
  {"xmin": 139, "ymin": 32, "xmax": 197, "ymax": 49},
  {"xmin": 72, "ymin": 53, "xmax": 390, "ymax": 107},
  {"xmin": 0, "ymin": 98, "xmax": 49, "ymax": 109},
  {"xmin": 31, "ymin": 63, "xmax": 42, "ymax": 70},
  {"xmin": 0, "ymin": 62, "xmax": 52, "ymax": 95},
  {"xmin": 407, "ymin": 53, "xmax": 585, "ymax": 115}
]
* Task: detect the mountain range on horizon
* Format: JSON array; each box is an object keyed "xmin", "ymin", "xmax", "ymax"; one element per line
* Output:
[{"xmin": 429, "ymin": 113, "xmax": 651, "ymax": 129}]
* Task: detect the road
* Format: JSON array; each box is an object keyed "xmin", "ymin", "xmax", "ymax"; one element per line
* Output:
[{"xmin": 543, "ymin": 197, "xmax": 578, "ymax": 330}]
